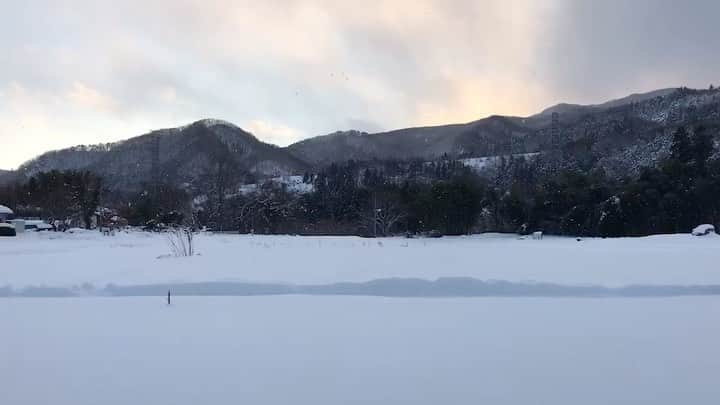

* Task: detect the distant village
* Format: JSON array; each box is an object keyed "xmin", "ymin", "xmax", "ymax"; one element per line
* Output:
[{"xmin": 0, "ymin": 203, "xmax": 128, "ymax": 237}]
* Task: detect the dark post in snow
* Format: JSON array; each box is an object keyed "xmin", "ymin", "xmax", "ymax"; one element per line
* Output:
[{"xmin": 167, "ymin": 289, "xmax": 171, "ymax": 305}]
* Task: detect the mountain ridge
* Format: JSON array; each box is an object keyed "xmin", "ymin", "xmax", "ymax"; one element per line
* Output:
[
  {"xmin": 13, "ymin": 119, "xmax": 310, "ymax": 191},
  {"xmin": 5, "ymin": 86, "xmax": 720, "ymax": 190}
]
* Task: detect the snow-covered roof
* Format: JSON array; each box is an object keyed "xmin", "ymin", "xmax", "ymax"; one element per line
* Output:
[{"xmin": 0, "ymin": 205, "xmax": 13, "ymax": 215}]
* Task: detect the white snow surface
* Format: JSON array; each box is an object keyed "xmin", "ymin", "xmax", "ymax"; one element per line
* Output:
[
  {"xmin": 2, "ymin": 296, "xmax": 720, "ymax": 405},
  {"xmin": 3, "ymin": 233, "xmax": 720, "ymax": 404},
  {"xmin": 1, "ymin": 230, "xmax": 720, "ymax": 289}
]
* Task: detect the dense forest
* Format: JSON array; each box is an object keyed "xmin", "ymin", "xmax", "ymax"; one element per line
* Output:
[
  {"xmin": 1, "ymin": 125, "xmax": 718, "ymax": 237},
  {"xmin": 0, "ymin": 170, "xmax": 102, "ymax": 229}
]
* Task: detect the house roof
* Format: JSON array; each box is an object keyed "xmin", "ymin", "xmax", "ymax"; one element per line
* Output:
[{"xmin": 0, "ymin": 205, "xmax": 13, "ymax": 215}]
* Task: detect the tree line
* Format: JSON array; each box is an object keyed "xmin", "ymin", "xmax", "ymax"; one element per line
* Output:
[
  {"xmin": 198, "ymin": 125, "xmax": 720, "ymax": 237},
  {"xmin": 2, "ymin": 125, "xmax": 718, "ymax": 237},
  {"xmin": 0, "ymin": 170, "xmax": 101, "ymax": 228}
]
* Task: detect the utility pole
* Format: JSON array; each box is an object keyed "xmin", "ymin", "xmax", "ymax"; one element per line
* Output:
[
  {"xmin": 150, "ymin": 135, "xmax": 161, "ymax": 216},
  {"xmin": 551, "ymin": 112, "xmax": 560, "ymax": 149},
  {"xmin": 151, "ymin": 135, "xmax": 160, "ymax": 190},
  {"xmin": 373, "ymin": 193, "xmax": 377, "ymax": 238}
]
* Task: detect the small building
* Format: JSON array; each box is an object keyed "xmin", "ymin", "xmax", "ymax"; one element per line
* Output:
[{"xmin": 0, "ymin": 204, "xmax": 13, "ymax": 221}]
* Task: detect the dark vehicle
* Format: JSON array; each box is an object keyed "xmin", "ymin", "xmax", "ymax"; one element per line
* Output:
[
  {"xmin": 0, "ymin": 223, "xmax": 16, "ymax": 237},
  {"xmin": 427, "ymin": 230, "xmax": 443, "ymax": 238}
]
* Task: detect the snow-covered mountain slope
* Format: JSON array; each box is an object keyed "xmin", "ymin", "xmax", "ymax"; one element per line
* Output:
[
  {"xmin": 287, "ymin": 87, "xmax": 720, "ymax": 177},
  {"xmin": 16, "ymin": 119, "xmax": 309, "ymax": 191}
]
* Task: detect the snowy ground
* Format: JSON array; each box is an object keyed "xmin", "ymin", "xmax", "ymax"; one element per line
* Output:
[
  {"xmin": 3, "ymin": 296, "xmax": 719, "ymax": 405},
  {"xmin": 3, "ymin": 231, "xmax": 720, "ymax": 404},
  {"xmin": 2, "ymin": 230, "xmax": 720, "ymax": 290}
]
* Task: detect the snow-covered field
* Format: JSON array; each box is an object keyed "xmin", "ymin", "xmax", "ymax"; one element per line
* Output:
[
  {"xmin": 3, "ymin": 296, "xmax": 720, "ymax": 405},
  {"xmin": 2, "ymin": 230, "xmax": 720, "ymax": 290},
  {"xmin": 3, "ymin": 231, "xmax": 720, "ymax": 404}
]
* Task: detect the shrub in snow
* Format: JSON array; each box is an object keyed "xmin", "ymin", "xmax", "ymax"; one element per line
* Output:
[
  {"xmin": 166, "ymin": 227, "xmax": 195, "ymax": 257},
  {"xmin": 692, "ymin": 224, "xmax": 715, "ymax": 236}
]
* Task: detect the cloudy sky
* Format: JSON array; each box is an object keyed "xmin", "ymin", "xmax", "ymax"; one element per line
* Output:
[{"xmin": 1, "ymin": 0, "xmax": 719, "ymax": 169}]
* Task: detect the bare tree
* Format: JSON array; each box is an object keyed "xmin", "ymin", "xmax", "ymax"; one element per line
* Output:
[
  {"xmin": 166, "ymin": 213, "xmax": 198, "ymax": 256},
  {"xmin": 70, "ymin": 171, "xmax": 102, "ymax": 229},
  {"xmin": 375, "ymin": 201, "xmax": 406, "ymax": 236},
  {"xmin": 235, "ymin": 197, "xmax": 259, "ymax": 233},
  {"xmin": 166, "ymin": 227, "xmax": 195, "ymax": 257},
  {"xmin": 359, "ymin": 193, "xmax": 406, "ymax": 237}
]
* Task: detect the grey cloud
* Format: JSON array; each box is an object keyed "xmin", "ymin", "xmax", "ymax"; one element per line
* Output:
[
  {"xmin": 1, "ymin": 0, "xmax": 719, "ymax": 169},
  {"xmin": 540, "ymin": 0, "xmax": 720, "ymax": 103}
]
